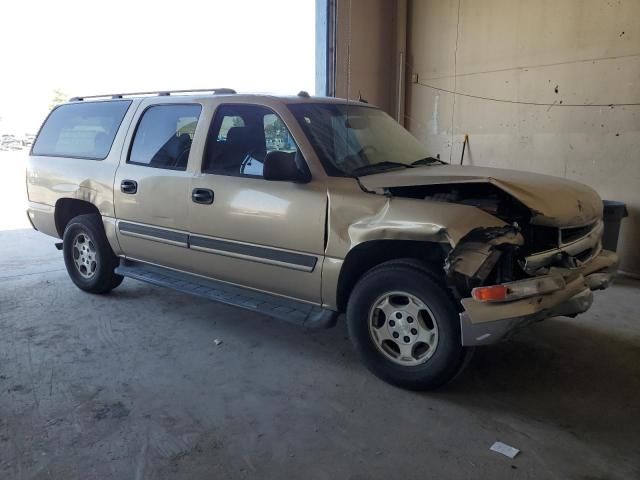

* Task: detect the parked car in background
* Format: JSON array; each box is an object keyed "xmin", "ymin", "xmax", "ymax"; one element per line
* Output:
[
  {"xmin": 1, "ymin": 134, "xmax": 23, "ymax": 150},
  {"xmin": 22, "ymin": 134, "xmax": 36, "ymax": 147},
  {"xmin": 25, "ymin": 89, "xmax": 617, "ymax": 390}
]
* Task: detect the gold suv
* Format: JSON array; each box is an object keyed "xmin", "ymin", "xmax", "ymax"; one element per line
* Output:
[{"xmin": 26, "ymin": 89, "xmax": 617, "ymax": 389}]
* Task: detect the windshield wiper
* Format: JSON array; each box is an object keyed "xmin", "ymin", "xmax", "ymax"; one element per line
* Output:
[
  {"xmin": 410, "ymin": 157, "xmax": 445, "ymax": 166},
  {"xmin": 349, "ymin": 174, "xmax": 382, "ymax": 195},
  {"xmin": 350, "ymin": 161, "xmax": 412, "ymax": 176}
]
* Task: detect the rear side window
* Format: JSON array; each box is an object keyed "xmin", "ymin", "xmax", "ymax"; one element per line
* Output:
[
  {"xmin": 32, "ymin": 101, "xmax": 131, "ymax": 160},
  {"xmin": 128, "ymin": 104, "xmax": 201, "ymax": 171}
]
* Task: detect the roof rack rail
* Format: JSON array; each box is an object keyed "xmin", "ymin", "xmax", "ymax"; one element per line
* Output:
[{"xmin": 69, "ymin": 88, "xmax": 236, "ymax": 102}]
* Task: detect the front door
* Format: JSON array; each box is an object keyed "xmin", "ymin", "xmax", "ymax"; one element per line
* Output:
[
  {"xmin": 185, "ymin": 104, "xmax": 326, "ymax": 303},
  {"xmin": 113, "ymin": 101, "xmax": 202, "ymax": 269}
]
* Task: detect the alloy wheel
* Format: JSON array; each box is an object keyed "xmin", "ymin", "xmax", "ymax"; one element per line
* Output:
[{"xmin": 368, "ymin": 291, "xmax": 439, "ymax": 366}]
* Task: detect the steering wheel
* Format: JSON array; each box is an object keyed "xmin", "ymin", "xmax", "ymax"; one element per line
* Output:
[{"xmin": 358, "ymin": 145, "xmax": 378, "ymax": 161}]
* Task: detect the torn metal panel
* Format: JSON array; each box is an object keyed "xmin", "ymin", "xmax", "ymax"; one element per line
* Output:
[
  {"xmin": 447, "ymin": 243, "xmax": 500, "ymax": 279},
  {"xmin": 325, "ymin": 181, "xmax": 517, "ymax": 259},
  {"xmin": 445, "ymin": 226, "xmax": 523, "ymax": 280},
  {"xmin": 345, "ymin": 198, "xmax": 514, "ymax": 251}
]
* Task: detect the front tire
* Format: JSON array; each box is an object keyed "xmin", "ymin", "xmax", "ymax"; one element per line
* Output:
[
  {"xmin": 62, "ymin": 214, "xmax": 123, "ymax": 294},
  {"xmin": 346, "ymin": 260, "xmax": 466, "ymax": 390}
]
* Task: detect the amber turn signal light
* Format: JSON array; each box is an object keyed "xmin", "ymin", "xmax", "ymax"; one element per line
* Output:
[
  {"xmin": 471, "ymin": 275, "xmax": 566, "ymax": 303},
  {"xmin": 471, "ymin": 284, "xmax": 509, "ymax": 302}
]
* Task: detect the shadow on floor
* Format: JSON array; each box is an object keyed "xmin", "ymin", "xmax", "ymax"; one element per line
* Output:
[
  {"xmin": 99, "ymin": 276, "xmax": 640, "ymax": 455},
  {"xmin": 441, "ymin": 318, "xmax": 640, "ymax": 450}
]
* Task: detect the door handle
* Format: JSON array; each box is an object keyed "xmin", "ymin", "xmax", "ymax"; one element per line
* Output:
[
  {"xmin": 192, "ymin": 188, "xmax": 214, "ymax": 205},
  {"xmin": 121, "ymin": 179, "xmax": 138, "ymax": 194}
]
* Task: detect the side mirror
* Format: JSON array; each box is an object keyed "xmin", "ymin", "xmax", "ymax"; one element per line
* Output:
[{"xmin": 263, "ymin": 151, "xmax": 311, "ymax": 183}]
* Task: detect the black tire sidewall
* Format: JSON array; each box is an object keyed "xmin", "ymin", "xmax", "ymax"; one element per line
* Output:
[
  {"xmin": 347, "ymin": 264, "xmax": 464, "ymax": 390},
  {"xmin": 62, "ymin": 215, "xmax": 121, "ymax": 293}
]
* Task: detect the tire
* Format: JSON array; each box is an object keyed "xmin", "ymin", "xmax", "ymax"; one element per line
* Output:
[
  {"xmin": 62, "ymin": 214, "xmax": 123, "ymax": 294},
  {"xmin": 346, "ymin": 259, "xmax": 467, "ymax": 390}
]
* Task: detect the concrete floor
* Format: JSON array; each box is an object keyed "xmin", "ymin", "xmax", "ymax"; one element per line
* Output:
[
  {"xmin": 1, "ymin": 153, "xmax": 639, "ymax": 479},
  {"xmin": 1, "ymin": 229, "xmax": 639, "ymax": 479}
]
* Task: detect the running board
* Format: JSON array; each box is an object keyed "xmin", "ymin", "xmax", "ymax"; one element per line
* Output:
[{"xmin": 115, "ymin": 260, "xmax": 337, "ymax": 329}]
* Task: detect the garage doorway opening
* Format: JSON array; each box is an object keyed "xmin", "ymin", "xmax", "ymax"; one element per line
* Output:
[{"xmin": 0, "ymin": 0, "xmax": 320, "ymax": 231}]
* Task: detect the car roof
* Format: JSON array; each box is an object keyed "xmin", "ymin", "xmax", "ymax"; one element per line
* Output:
[{"xmin": 66, "ymin": 90, "xmax": 374, "ymax": 108}]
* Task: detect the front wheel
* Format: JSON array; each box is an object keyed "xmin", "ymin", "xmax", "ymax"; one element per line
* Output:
[
  {"xmin": 62, "ymin": 214, "xmax": 123, "ymax": 294},
  {"xmin": 346, "ymin": 260, "xmax": 467, "ymax": 390}
]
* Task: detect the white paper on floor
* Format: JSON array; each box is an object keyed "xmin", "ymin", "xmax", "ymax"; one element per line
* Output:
[{"xmin": 490, "ymin": 441, "xmax": 520, "ymax": 459}]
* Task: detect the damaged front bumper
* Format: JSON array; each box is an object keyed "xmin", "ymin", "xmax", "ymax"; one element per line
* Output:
[{"xmin": 459, "ymin": 249, "xmax": 618, "ymax": 346}]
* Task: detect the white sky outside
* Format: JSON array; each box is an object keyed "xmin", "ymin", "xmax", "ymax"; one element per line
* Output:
[{"xmin": 0, "ymin": 0, "xmax": 316, "ymax": 134}]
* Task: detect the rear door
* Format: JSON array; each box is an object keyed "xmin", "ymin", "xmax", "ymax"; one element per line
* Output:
[
  {"xmin": 185, "ymin": 103, "xmax": 327, "ymax": 303},
  {"xmin": 113, "ymin": 100, "xmax": 202, "ymax": 269}
]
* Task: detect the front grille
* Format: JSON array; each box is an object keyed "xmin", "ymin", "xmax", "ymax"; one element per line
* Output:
[
  {"xmin": 522, "ymin": 220, "xmax": 603, "ymax": 274},
  {"xmin": 525, "ymin": 225, "xmax": 559, "ymax": 252},
  {"xmin": 561, "ymin": 222, "xmax": 597, "ymax": 245},
  {"xmin": 526, "ymin": 221, "xmax": 599, "ymax": 253}
]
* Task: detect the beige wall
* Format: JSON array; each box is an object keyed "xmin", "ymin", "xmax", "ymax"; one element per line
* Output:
[
  {"xmin": 405, "ymin": 0, "xmax": 640, "ymax": 275},
  {"xmin": 334, "ymin": 0, "xmax": 401, "ymax": 115}
]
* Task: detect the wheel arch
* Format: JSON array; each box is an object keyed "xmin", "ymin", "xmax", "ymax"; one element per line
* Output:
[
  {"xmin": 54, "ymin": 198, "xmax": 101, "ymax": 237},
  {"xmin": 335, "ymin": 239, "xmax": 448, "ymax": 312}
]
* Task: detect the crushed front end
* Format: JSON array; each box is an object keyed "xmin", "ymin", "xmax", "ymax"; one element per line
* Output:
[
  {"xmin": 360, "ymin": 167, "xmax": 619, "ymax": 347},
  {"xmin": 444, "ymin": 206, "xmax": 617, "ymax": 346}
]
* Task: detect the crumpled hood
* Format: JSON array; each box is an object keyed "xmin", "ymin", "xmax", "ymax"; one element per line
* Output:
[{"xmin": 359, "ymin": 164, "xmax": 603, "ymax": 227}]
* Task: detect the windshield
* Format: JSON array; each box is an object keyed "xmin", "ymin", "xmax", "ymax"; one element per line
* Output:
[{"xmin": 288, "ymin": 103, "xmax": 432, "ymax": 176}]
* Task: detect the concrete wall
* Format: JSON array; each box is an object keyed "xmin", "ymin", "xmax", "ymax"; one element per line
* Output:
[
  {"xmin": 405, "ymin": 0, "xmax": 640, "ymax": 275},
  {"xmin": 334, "ymin": 0, "xmax": 401, "ymax": 115}
]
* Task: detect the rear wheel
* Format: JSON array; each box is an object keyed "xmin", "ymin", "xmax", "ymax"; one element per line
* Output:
[
  {"xmin": 62, "ymin": 214, "xmax": 123, "ymax": 293},
  {"xmin": 346, "ymin": 260, "xmax": 467, "ymax": 390}
]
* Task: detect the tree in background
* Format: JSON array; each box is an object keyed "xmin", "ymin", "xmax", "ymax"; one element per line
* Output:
[
  {"xmin": 49, "ymin": 89, "xmax": 68, "ymax": 110},
  {"xmin": 264, "ymin": 117, "xmax": 294, "ymax": 151}
]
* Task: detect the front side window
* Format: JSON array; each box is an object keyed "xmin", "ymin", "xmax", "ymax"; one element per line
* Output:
[
  {"xmin": 129, "ymin": 104, "xmax": 201, "ymax": 170},
  {"xmin": 203, "ymin": 105, "xmax": 300, "ymax": 178},
  {"xmin": 288, "ymin": 103, "xmax": 434, "ymax": 176},
  {"xmin": 32, "ymin": 100, "xmax": 131, "ymax": 160}
]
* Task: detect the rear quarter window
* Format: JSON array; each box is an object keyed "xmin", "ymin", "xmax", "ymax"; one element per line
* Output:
[
  {"xmin": 31, "ymin": 100, "xmax": 132, "ymax": 160},
  {"xmin": 128, "ymin": 104, "xmax": 201, "ymax": 171}
]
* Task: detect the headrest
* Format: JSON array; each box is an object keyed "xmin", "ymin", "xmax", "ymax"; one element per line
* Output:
[{"xmin": 226, "ymin": 127, "xmax": 246, "ymax": 143}]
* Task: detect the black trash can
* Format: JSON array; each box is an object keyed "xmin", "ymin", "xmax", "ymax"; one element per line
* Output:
[{"xmin": 602, "ymin": 200, "xmax": 628, "ymax": 252}]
